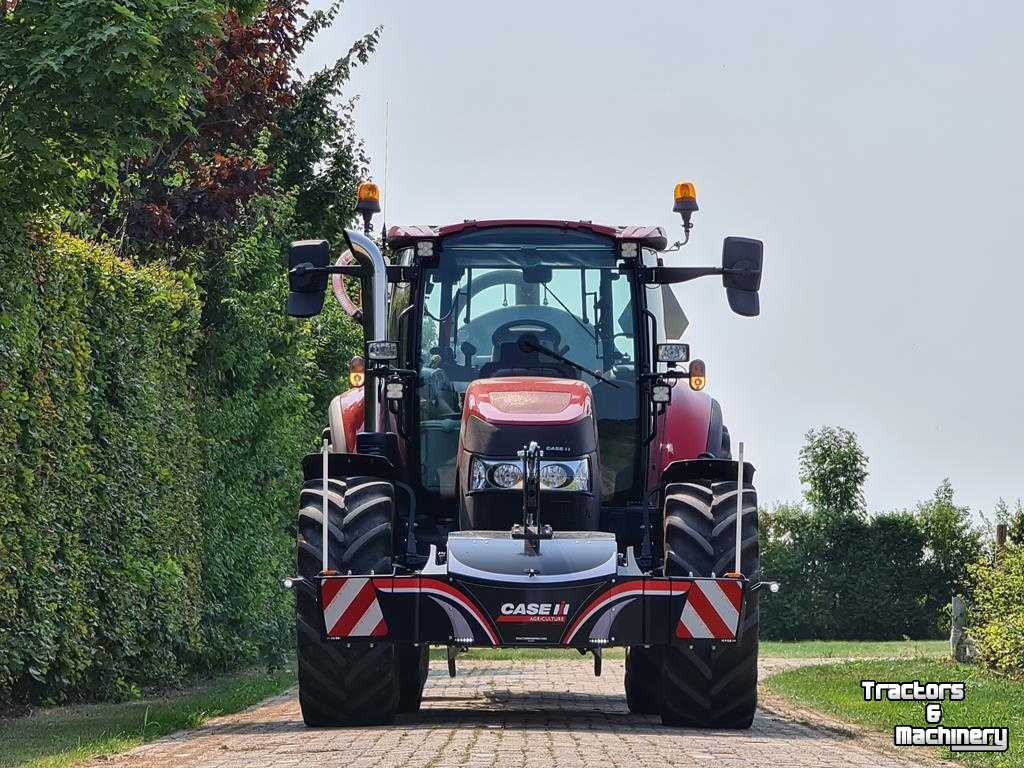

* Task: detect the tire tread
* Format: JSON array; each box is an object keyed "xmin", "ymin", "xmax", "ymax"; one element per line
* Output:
[
  {"xmin": 295, "ymin": 476, "xmax": 400, "ymax": 726},
  {"xmin": 659, "ymin": 478, "xmax": 759, "ymax": 729}
]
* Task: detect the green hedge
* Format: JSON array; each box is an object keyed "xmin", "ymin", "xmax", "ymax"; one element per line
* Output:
[
  {"xmin": 969, "ymin": 547, "xmax": 1024, "ymax": 676},
  {"xmin": 192, "ymin": 193, "xmax": 317, "ymax": 669},
  {"xmin": 1, "ymin": 197, "xmax": 359, "ymax": 706},
  {"xmin": 0, "ymin": 225, "xmax": 202, "ymax": 704},
  {"xmin": 760, "ymin": 507, "xmax": 935, "ymax": 641}
]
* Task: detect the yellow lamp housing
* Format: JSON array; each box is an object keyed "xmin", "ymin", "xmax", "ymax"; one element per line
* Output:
[
  {"xmin": 356, "ymin": 181, "xmax": 381, "ymax": 214},
  {"xmin": 673, "ymin": 181, "xmax": 698, "ymax": 214},
  {"xmin": 349, "ymin": 355, "xmax": 366, "ymax": 388},
  {"xmin": 688, "ymin": 359, "xmax": 706, "ymax": 391}
]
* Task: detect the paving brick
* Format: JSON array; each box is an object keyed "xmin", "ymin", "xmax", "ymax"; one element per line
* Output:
[{"xmin": 88, "ymin": 658, "xmax": 947, "ymax": 768}]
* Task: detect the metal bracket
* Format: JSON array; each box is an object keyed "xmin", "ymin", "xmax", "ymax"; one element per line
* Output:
[
  {"xmin": 517, "ymin": 441, "xmax": 544, "ymax": 555},
  {"xmin": 421, "ymin": 544, "xmax": 447, "ymax": 575},
  {"xmin": 510, "ymin": 523, "xmax": 553, "ymax": 540},
  {"xmin": 386, "ymin": 265, "xmax": 419, "ymax": 283},
  {"xmin": 618, "ymin": 546, "xmax": 643, "ymax": 576}
]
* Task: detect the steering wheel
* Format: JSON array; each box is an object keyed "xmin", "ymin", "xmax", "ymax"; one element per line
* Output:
[{"xmin": 490, "ymin": 319, "xmax": 563, "ymax": 356}]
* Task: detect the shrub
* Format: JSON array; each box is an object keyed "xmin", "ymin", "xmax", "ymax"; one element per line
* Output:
[
  {"xmin": 761, "ymin": 428, "xmax": 974, "ymax": 641},
  {"xmin": 761, "ymin": 505, "xmax": 934, "ymax": 640},
  {"xmin": 969, "ymin": 546, "xmax": 1024, "ymax": 676}
]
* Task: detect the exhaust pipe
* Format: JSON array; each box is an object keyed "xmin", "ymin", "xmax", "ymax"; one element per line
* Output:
[{"xmin": 343, "ymin": 229, "xmax": 388, "ymax": 433}]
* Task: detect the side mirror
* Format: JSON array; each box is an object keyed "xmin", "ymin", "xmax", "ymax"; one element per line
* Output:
[
  {"xmin": 287, "ymin": 239, "xmax": 330, "ymax": 318},
  {"xmin": 722, "ymin": 236, "xmax": 763, "ymax": 317}
]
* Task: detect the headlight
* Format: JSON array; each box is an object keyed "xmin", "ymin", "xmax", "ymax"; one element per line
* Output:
[
  {"xmin": 470, "ymin": 457, "xmax": 488, "ymax": 490},
  {"xmin": 539, "ymin": 463, "xmax": 571, "ymax": 489},
  {"xmin": 491, "ymin": 463, "xmax": 524, "ymax": 489},
  {"xmin": 469, "ymin": 457, "xmax": 590, "ymax": 492},
  {"xmin": 575, "ymin": 457, "xmax": 590, "ymax": 491}
]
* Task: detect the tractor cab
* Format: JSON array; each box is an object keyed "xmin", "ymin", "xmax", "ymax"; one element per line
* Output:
[{"xmin": 392, "ymin": 223, "xmax": 644, "ymax": 511}]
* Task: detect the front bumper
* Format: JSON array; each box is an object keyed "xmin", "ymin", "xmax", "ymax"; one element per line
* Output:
[{"xmin": 303, "ymin": 532, "xmax": 750, "ymax": 649}]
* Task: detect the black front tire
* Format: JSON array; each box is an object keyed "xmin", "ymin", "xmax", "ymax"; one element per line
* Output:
[
  {"xmin": 659, "ymin": 479, "xmax": 759, "ymax": 728},
  {"xmin": 296, "ymin": 475, "xmax": 400, "ymax": 726}
]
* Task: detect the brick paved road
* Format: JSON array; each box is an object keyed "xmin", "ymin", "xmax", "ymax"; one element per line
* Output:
[{"xmin": 93, "ymin": 658, "xmax": 946, "ymax": 768}]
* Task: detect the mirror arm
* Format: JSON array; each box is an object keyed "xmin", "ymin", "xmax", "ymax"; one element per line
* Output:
[
  {"xmin": 644, "ymin": 265, "xmax": 722, "ymax": 284},
  {"xmin": 645, "ymin": 266, "xmax": 757, "ymax": 285},
  {"xmin": 288, "ymin": 262, "xmax": 364, "ymax": 279}
]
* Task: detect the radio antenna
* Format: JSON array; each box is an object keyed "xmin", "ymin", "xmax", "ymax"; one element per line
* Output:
[{"xmin": 381, "ymin": 100, "xmax": 390, "ymax": 257}]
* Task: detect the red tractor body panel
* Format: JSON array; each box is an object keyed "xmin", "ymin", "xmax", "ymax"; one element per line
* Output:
[
  {"xmin": 337, "ymin": 386, "xmax": 364, "ymax": 452},
  {"xmin": 462, "ymin": 377, "xmax": 592, "ymax": 426},
  {"xmin": 649, "ymin": 387, "xmax": 713, "ymax": 487},
  {"xmin": 387, "ymin": 219, "xmax": 668, "ymax": 251}
]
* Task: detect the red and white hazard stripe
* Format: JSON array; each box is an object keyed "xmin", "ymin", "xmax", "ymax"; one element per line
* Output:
[
  {"xmin": 676, "ymin": 579, "xmax": 742, "ymax": 640},
  {"xmin": 321, "ymin": 578, "xmax": 388, "ymax": 638}
]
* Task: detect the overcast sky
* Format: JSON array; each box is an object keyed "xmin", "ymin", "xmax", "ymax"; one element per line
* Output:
[{"xmin": 301, "ymin": 0, "xmax": 1023, "ymax": 519}]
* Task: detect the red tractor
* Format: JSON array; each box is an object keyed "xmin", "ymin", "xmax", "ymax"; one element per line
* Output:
[{"xmin": 284, "ymin": 182, "xmax": 768, "ymax": 727}]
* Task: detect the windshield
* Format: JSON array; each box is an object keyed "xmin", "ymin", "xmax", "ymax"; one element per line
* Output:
[{"xmin": 417, "ymin": 227, "xmax": 639, "ymax": 502}]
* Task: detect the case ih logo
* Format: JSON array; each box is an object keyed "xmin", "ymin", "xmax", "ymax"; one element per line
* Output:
[{"xmin": 497, "ymin": 601, "xmax": 571, "ymax": 623}]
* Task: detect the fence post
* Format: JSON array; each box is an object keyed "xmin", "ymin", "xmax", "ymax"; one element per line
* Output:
[{"xmin": 950, "ymin": 595, "xmax": 967, "ymax": 662}]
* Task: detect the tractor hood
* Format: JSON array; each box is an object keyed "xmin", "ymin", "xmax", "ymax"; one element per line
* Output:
[
  {"xmin": 464, "ymin": 377, "xmax": 592, "ymax": 426},
  {"xmin": 460, "ymin": 378, "xmax": 598, "ymax": 456}
]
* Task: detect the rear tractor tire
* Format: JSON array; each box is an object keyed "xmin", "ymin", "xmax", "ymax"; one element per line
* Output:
[
  {"xmin": 659, "ymin": 479, "xmax": 760, "ymax": 728},
  {"xmin": 296, "ymin": 475, "xmax": 422, "ymax": 726}
]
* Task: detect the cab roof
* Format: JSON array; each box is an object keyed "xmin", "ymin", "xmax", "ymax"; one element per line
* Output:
[{"xmin": 386, "ymin": 219, "xmax": 668, "ymax": 251}]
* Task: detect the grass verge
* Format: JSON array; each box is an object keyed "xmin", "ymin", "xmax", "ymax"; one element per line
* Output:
[
  {"xmin": 0, "ymin": 666, "xmax": 296, "ymax": 768},
  {"xmin": 760, "ymin": 639, "xmax": 949, "ymax": 659},
  {"xmin": 430, "ymin": 639, "xmax": 950, "ymax": 662},
  {"xmin": 765, "ymin": 659, "xmax": 1022, "ymax": 768}
]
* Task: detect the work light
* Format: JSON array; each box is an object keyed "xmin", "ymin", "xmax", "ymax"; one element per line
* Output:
[
  {"xmin": 367, "ymin": 340, "xmax": 398, "ymax": 361},
  {"xmin": 656, "ymin": 343, "xmax": 690, "ymax": 364}
]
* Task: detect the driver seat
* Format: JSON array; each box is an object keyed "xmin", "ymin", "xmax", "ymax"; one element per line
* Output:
[{"xmin": 478, "ymin": 342, "xmax": 575, "ymax": 379}]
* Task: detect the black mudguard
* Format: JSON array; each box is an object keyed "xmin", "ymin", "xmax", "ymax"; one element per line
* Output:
[
  {"xmin": 660, "ymin": 458, "xmax": 756, "ymax": 486},
  {"xmin": 301, "ymin": 451, "xmax": 397, "ymax": 483}
]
